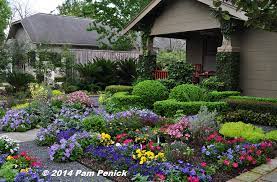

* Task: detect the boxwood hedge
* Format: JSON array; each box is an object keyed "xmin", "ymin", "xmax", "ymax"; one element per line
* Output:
[{"xmin": 154, "ymin": 99, "xmax": 228, "ymax": 117}]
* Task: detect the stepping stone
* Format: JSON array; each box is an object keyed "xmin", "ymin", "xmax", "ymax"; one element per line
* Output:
[{"xmin": 235, "ymin": 171, "xmax": 262, "ymax": 182}]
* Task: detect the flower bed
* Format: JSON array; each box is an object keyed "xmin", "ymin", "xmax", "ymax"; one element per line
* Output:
[
  {"xmin": 0, "ymin": 136, "xmax": 49, "ymax": 181},
  {"xmin": 34, "ymin": 101, "xmax": 276, "ymax": 181}
]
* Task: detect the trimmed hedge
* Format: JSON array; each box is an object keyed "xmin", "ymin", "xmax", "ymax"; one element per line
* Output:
[
  {"xmin": 105, "ymin": 85, "xmax": 133, "ymax": 94},
  {"xmin": 226, "ymin": 97, "xmax": 277, "ymax": 115},
  {"xmin": 229, "ymin": 96, "xmax": 277, "ymax": 103},
  {"xmin": 106, "ymin": 92, "xmax": 143, "ymax": 112},
  {"xmin": 207, "ymin": 91, "xmax": 240, "ymax": 101},
  {"xmin": 154, "ymin": 99, "xmax": 228, "ymax": 117},
  {"xmin": 169, "ymin": 84, "xmax": 204, "ymax": 102},
  {"xmin": 132, "ymin": 80, "xmax": 168, "ymax": 108},
  {"xmin": 218, "ymin": 110, "xmax": 277, "ymax": 127}
]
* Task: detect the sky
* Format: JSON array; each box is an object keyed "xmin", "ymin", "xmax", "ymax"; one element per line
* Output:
[{"xmin": 9, "ymin": 0, "xmax": 65, "ymax": 20}]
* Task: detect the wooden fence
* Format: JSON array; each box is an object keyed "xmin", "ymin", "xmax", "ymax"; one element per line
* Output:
[{"xmin": 70, "ymin": 49, "xmax": 141, "ymax": 64}]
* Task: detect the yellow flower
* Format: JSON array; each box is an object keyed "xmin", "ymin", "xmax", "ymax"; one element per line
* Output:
[
  {"xmin": 6, "ymin": 156, "xmax": 14, "ymax": 160},
  {"xmin": 136, "ymin": 149, "xmax": 141, "ymax": 154},
  {"xmin": 20, "ymin": 169, "xmax": 27, "ymax": 173},
  {"xmin": 140, "ymin": 156, "xmax": 147, "ymax": 164},
  {"xmin": 132, "ymin": 155, "xmax": 137, "ymax": 159}
]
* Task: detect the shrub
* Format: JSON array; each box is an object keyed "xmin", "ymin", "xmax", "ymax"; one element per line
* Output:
[
  {"xmin": 216, "ymin": 52, "xmax": 240, "ymax": 90},
  {"xmin": 167, "ymin": 61, "xmax": 194, "ymax": 84},
  {"xmin": 29, "ymin": 83, "xmax": 50, "ymax": 100},
  {"xmin": 158, "ymin": 79, "xmax": 178, "ymax": 90},
  {"xmin": 154, "ymin": 100, "xmax": 228, "ymax": 117},
  {"xmin": 116, "ymin": 59, "xmax": 138, "ymax": 85},
  {"xmin": 266, "ymin": 130, "xmax": 277, "ymax": 141},
  {"xmin": 219, "ymin": 122, "xmax": 265, "ymax": 142},
  {"xmin": 105, "ymin": 92, "xmax": 143, "ymax": 113},
  {"xmin": 63, "ymin": 84, "xmax": 79, "ymax": 94},
  {"xmin": 82, "ymin": 115, "xmax": 107, "ymax": 132},
  {"xmin": 217, "ymin": 110, "xmax": 277, "ymax": 127},
  {"xmin": 105, "ymin": 85, "xmax": 133, "ymax": 94},
  {"xmin": 76, "ymin": 58, "xmax": 117, "ymax": 90},
  {"xmin": 52, "ymin": 90, "xmax": 63, "ymax": 96},
  {"xmin": 201, "ymin": 76, "xmax": 225, "ymax": 91},
  {"xmin": 132, "ymin": 80, "xmax": 168, "ymax": 108},
  {"xmin": 66, "ymin": 91, "xmax": 92, "ymax": 106},
  {"xmin": 229, "ymin": 96, "xmax": 277, "ymax": 103},
  {"xmin": 226, "ymin": 97, "xmax": 277, "ymax": 115},
  {"xmin": 169, "ymin": 84, "xmax": 205, "ymax": 102},
  {"xmin": 207, "ymin": 91, "xmax": 240, "ymax": 102},
  {"xmin": 189, "ymin": 106, "xmax": 218, "ymax": 140},
  {"xmin": 6, "ymin": 71, "xmax": 35, "ymax": 92}
]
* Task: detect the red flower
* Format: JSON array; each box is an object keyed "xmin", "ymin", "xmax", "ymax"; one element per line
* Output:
[
  {"xmin": 25, "ymin": 156, "xmax": 31, "ymax": 161},
  {"xmin": 20, "ymin": 151, "xmax": 27, "ymax": 156},
  {"xmin": 13, "ymin": 155, "xmax": 19, "ymax": 159},
  {"xmin": 188, "ymin": 176, "xmax": 200, "ymax": 182},
  {"xmin": 247, "ymin": 156, "xmax": 253, "ymax": 162},
  {"xmin": 232, "ymin": 162, "xmax": 238, "ymax": 168},
  {"xmin": 31, "ymin": 161, "xmax": 41, "ymax": 167},
  {"xmin": 256, "ymin": 150, "xmax": 262, "ymax": 156},
  {"xmin": 224, "ymin": 160, "xmax": 230, "ymax": 166},
  {"xmin": 200, "ymin": 162, "xmax": 207, "ymax": 167},
  {"xmin": 123, "ymin": 139, "xmax": 133, "ymax": 145},
  {"xmin": 252, "ymin": 160, "xmax": 257, "ymax": 165},
  {"xmin": 266, "ymin": 158, "xmax": 271, "ymax": 162},
  {"xmin": 239, "ymin": 156, "xmax": 245, "ymax": 161}
]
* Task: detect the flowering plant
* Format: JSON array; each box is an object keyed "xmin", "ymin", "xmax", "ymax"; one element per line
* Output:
[
  {"xmin": 0, "ymin": 151, "xmax": 49, "ymax": 182},
  {"xmin": 36, "ymin": 120, "xmax": 65, "ymax": 146},
  {"xmin": 29, "ymin": 83, "xmax": 49, "ymax": 101},
  {"xmin": 132, "ymin": 149, "xmax": 166, "ymax": 164},
  {"xmin": 0, "ymin": 109, "xmax": 36, "ymax": 132},
  {"xmin": 66, "ymin": 91, "xmax": 93, "ymax": 106},
  {"xmin": 98, "ymin": 133, "xmax": 114, "ymax": 146},
  {"xmin": 49, "ymin": 134, "xmax": 84, "ymax": 162},
  {"xmin": 202, "ymin": 140, "xmax": 274, "ymax": 171},
  {"xmin": 0, "ymin": 136, "xmax": 19, "ymax": 155},
  {"xmin": 164, "ymin": 117, "xmax": 191, "ymax": 141}
]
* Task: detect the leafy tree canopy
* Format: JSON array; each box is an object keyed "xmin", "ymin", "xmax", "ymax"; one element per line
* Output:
[
  {"xmin": 213, "ymin": 0, "xmax": 277, "ymax": 32},
  {"xmin": 0, "ymin": 0, "xmax": 12, "ymax": 43},
  {"xmin": 58, "ymin": 0, "xmax": 151, "ymax": 51}
]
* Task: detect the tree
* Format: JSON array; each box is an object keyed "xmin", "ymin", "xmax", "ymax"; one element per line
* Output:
[
  {"xmin": 213, "ymin": 0, "xmax": 277, "ymax": 32},
  {"xmin": 58, "ymin": 0, "xmax": 151, "ymax": 51},
  {"xmin": 0, "ymin": 0, "xmax": 12, "ymax": 43}
]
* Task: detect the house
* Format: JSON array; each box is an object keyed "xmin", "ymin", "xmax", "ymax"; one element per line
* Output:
[
  {"xmin": 7, "ymin": 13, "xmax": 185, "ymax": 64},
  {"xmin": 123, "ymin": 0, "xmax": 277, "ymax": 98}
]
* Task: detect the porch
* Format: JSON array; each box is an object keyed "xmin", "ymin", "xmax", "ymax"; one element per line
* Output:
[{"xmin": 153, "ymin": 28, "xmax": 223, "ymax": 82}]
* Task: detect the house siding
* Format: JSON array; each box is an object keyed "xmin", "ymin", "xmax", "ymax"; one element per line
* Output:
[
  {"xmin": 240, "ymin": 29, "xmax": 277, "ymax": 97},
  {"xmin": 150, "ymin": 0, "xmax": 220, "ymax": 35}
]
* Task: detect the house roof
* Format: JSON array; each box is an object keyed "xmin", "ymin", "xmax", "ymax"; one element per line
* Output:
[
  {"xmin": 8, "ymin": 13, "xmax": 101, "ymax": 47},
  {"xmin": 123, "ymin": 0, "xmax": 248, "ymax": 34}
]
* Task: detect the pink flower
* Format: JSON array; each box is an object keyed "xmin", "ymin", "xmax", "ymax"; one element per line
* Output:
[
  {"xmin": 123, "ymin": 139, "xmax": 133, "ymax": 145},
  {"xmin": 188, "ymin": 176, "xmax": 200, "ymax": 182},
  {"xmin": 239, "ymin": 156, "xmax": 245, "ymax": 161},
  {"xmin": 200, "ymin": 162, "xmax": 207, "ymax": 167},
  {"xmin": 252, "ymin": 160, "xmax": 257, "ymax": 165},
  {"xmin": 224, "ymin": 160, "xmax": 230, "ymax": 166},
  {"xmin": 247, "ymin": 156, "xmax": 253, "ymax": 161},
  {"xmin": 155, "ymin": 173, "xmax": 166, "ymax": 180},
  {"xmin": 256, "ymin": 150, "xmax": 262, "ymax": 156},
  {"xmin": 232, "ymin": 162, "xmax": 238, "ymax": 168},
  {"xmin": 266, "ymin": 158, "xmax": 271, "ymax": 162}
]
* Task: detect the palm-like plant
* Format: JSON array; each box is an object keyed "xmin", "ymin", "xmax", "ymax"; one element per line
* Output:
[{"xmin": 116, "ymin": 59, "xmax": 138, "ymax": 85}]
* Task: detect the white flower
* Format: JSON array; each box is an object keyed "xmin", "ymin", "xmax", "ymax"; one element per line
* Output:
[{"xmin": 115, "ymin": 143, "xmax": 122, "ymax": 147}]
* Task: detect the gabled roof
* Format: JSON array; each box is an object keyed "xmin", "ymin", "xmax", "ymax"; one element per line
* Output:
[
  {"xmin": 123, "ymin": 0, "xmax": 248, "ymax": 34},
  {"xmin": 8, "ymin": 13, "xmax": 101, "ymax": 47}
]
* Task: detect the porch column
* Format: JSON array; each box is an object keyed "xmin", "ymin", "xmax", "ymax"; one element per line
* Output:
[
  {"xmin": 139, "ymin": 34, "xmax": 157, "ymax": 79},
  {"xmin": 216, "ymin": 33, "xmax": 241, "ymax": 90}
]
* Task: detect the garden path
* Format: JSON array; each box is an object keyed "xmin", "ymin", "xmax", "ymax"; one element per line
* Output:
[{"xmin": 0, "ymin": 129, "xmax": 110, "ymax": 182}]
